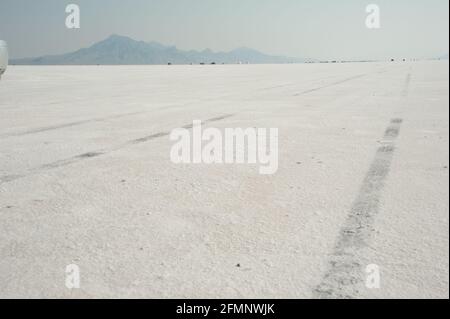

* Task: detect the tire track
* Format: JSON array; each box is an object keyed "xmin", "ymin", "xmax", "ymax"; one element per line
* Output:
[
  {"xmin": 294, "ymin": 74, "xmax": 367, "ymax": 96},
  {"xmin": 0, "ymin": 79, "xmax": 297, "ymax": 140},
  {"xmin": 0, "ymin": 111, "xmax": 147, "ymax": 139},
  {"xmin": 0, "ymin": 71, "xmax": 373, "ymax": 139},
  {"xmin": 0, "ymin": 101, "xmax": 232, "ymax": 140},
  {"xmin": 402, "ymin": 73, "xmax": 412, "ymax": 97},
  {"xmin": 0, "ymin": 114, "xmax": 234, "ymax": 185},
  {"xmin": 314, "ymin": 118, "xmax": 403, "ymax": 299}
]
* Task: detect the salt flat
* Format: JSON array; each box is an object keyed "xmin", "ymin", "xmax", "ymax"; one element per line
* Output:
[{"xmin": 0, "ymin": 61, "xmax": 448, "ymax": 298}]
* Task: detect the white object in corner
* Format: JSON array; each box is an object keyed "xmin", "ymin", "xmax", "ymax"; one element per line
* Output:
[{"xmin": 0, "ymin": 41, "xmax": 9, "ymax": 79}]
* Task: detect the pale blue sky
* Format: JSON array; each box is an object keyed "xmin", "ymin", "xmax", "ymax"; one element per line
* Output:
[{"xmin": 0, "ymin": 0, "xmax": 448, "ymax": 60}]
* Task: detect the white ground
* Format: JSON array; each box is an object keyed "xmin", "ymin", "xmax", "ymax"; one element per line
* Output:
[{"xmin": 0, "ymin": 61, "xmax": 448, "ymax": 299}]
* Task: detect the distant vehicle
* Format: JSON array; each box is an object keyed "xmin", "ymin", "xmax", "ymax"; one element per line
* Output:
[{"xmin": 0, "ymin": 40, "xmax": 8, "ymax": 79}]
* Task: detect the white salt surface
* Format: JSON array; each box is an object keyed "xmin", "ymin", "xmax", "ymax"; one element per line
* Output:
[{"xmin": 0, "ymin": 62, "xmax": 448, "ymax": 298}]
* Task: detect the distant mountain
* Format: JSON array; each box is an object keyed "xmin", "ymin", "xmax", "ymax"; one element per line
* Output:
[{"xmin": 12, "ymin": 35, "xmax": 305, "ymax": 65}]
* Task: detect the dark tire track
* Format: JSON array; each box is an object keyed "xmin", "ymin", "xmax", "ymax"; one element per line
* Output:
[
  {"xmin": 0, "ymin": 114, "xmax": 234, "ymax": 185},
  {"xmin": 294, "ymin": 74, "xmax": 367, "ymax": 96},
  {"xmin": 0, "ymin": 111, "xmax": 147, "ymax": 139},
  {"xmin": 314, "ymin": 118, "xmax": 403, "ymax": 299}
]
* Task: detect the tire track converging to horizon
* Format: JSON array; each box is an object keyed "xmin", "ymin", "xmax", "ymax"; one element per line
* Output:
[
  {"xmin": 0, "ymin": 79, "xmax": 294, "ymax": 139},
  {"xmin": 0, "ymin": 70, "xmax": 381, "ymax": 139},
  {"xmin": 293, "ymin": 74, "xmax": 367, "ymax": 96},
  {"xmin": 0, "ymin": 111, "xmax": 147, "ymax": 139},
  {"xmin": 0, "ymin": 67, "xmax": 404, "ymax": 187},
  {"xmin": 292, "ymin": 65, "xmax": 405, "ymax": 97},
  {"xmin": 314, "ymin": 118, "xmax": 404, "ymax": 299},
  {"xmin": 313, "ymin": 72, "xmax": 411, "ymax": 299},
  {"xmin": 0, "ymin": 114, "xmax": 234, "ymax": 185}
]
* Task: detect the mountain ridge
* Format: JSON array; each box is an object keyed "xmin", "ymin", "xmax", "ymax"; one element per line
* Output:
[{"xmin": 12, "ymin": 34, "xmax": 306, "ymax": 65}]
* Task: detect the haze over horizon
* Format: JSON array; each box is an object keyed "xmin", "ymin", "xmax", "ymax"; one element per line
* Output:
[{"xmin": 0, "ymin": 0, "xmax": 448, "ymax": 60}]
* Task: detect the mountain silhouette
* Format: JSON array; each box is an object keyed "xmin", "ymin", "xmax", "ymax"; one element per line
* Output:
[{"xmin": 12, "ymin": 35, "xmax": 305, "ymax": 65}]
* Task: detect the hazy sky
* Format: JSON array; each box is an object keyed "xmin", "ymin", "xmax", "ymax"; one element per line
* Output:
[{"xmin": 0, "ymin": 0, "xmax": 448, "ymax": 60}]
